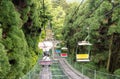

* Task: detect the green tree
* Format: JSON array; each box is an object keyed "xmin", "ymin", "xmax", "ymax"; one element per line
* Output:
[
  {"xmin": 51, "ymin": 6, "xmax": 66, "ymax": 39},
  {"xmin": 62, "ymin": 0, "xmax": 120, "ymax": 73},
  {"xmin": 0, "ymin": 0, "xmax": 52, "ymax": 78}
]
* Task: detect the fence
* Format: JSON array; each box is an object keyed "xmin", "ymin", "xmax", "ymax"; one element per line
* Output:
[
  {"xmin": 20, "ymin": 60, "xmax": 41, "ymax": 79},
  {"xmin": 51, "ymin": 61, "xmax": 69, "ymax": 79},
  {"xmin": 21, "ymin": 60, "xmax": 68, "ymax": 79},
  {"xmin": 67, "ymin": 58, "xmax": 120, "ymax": 79}
]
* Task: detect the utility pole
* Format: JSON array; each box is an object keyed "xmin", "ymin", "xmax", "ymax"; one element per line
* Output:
[
  {"xmin": 42, "ymin": 0, "xmax": 46, "ymax": 37},
  {"xmin": 52, "ymin": 33, "xmax": 55, "ymax": 60}
]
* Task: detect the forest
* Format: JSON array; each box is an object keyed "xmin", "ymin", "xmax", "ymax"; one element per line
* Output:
[
  {"xmin": 62, "ymin": 0, "xmax": 120, "ymax": 75},
  {"xmin": 0, "ymin": 0, "xmax": 120, "ymax": 79}
]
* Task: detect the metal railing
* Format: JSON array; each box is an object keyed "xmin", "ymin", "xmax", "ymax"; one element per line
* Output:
[
  {"xmin": 21, "ymin": 61, "xmax": 41, "ymax": 79},
  {"xmin": 51, "ymin": 63, "xmax": 69, "ymax": 79},
  {"xmin": 20, "ymin": 59, "xmax": 68, "ymax": 79},
  {"xmin": 67, "ymin": 58, "xmax": 120, "ymax": 79}
]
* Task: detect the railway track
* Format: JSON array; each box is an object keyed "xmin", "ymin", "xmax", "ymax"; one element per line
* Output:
[
  {"xmin": 39, "ymin": 53, "xmax": 89, "ymax": 79},
  {"xmin": 39, "ymin": 66, "xmax": 52, "ymax": 79},
  {"xmin": 59, "ymin": 58, "xmax": 89, "ymax": 79},
  {"xmin": 51, "ymin": 62, "xmax": 69, "ymax": 79}
]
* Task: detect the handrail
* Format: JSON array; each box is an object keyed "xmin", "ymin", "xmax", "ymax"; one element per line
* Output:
[{"xmin": 67, "ymin": 58, "xmax": 120, "ymax": 79}]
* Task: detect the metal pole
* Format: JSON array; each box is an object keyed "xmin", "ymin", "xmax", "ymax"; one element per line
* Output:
[
  {"xmin": 94, "ymin": 70, "xmax": 96, "ymax": 79},
  {"xmin": 52, "ymin": 37, "xmax": 55, "ymax": 60},
  {"xmin": 42, "ymin": 0, "xmax": 46, "ymax": 37},
  {"xmin": 82, "ymin": 65, "xmax": 84, "ymax": 74},
  {"xmin": 29, "ymin": 72, "xmax": 31, "ymax": 79}
]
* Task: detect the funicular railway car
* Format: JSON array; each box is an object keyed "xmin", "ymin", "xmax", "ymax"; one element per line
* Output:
[
  {"xmin": 40, "ymin": 51, "xmax": 52, "ymax": 67},
  {"xmin": 38, "ymin": 41, "xmax": 53, "ymax": 67},
  {"xmin": 61, "ymin": 47, "xmax": 68, "ymax": 57},
  {"xmin": 55, "ymin": 45, "xmax": 61, "ymax": 58}
]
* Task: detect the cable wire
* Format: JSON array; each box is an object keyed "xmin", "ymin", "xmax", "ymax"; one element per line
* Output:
[
  {"xmin": 77, "ymin": 2, "xmax": 120, "ymax": 27},
  {"xmin": 70, "ymin": 0, "xmax": 84, "ymax": 21},
  {"xmin": 77, "ymin": 0, "xmax": 104, "ymax": 26}
]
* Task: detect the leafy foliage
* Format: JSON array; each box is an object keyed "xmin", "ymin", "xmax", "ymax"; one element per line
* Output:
[
  {"xmin": 62, "ymin": 0, "xmax": 120, "ymax": 73},
  {"xmin": 0, "ymin": 0, "xmax": 52, "ymax": 78},
  {"xmin": 114, "ymin": 69, "xmax": 120, "ymax": 75}
]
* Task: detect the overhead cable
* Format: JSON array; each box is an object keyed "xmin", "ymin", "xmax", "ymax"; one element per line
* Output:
[
  {"xmin": 77, "ymin": 0, "xmax": 104, "ymax": 26},
  {"xmin": 70, "ymin": 0, "xmax": 84, "ymax": 20}
]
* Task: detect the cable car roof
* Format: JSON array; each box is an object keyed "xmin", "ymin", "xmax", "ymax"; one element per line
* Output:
[
  {"xmin": 78, "ymin": 41, "xmax": 92, "ymax": 46},
  {"xmin": 61, "ymin": 47, "xmax": 68, "ymax": 50}
]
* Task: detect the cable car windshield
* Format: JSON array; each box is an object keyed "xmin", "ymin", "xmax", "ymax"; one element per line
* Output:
[
  {"xmin": 76, "ymin": 41, "xmax": 92, "ymax": 62},
  {"xmin": 77, "ymin": 45, "xmax": 90, "ymax": 54}
]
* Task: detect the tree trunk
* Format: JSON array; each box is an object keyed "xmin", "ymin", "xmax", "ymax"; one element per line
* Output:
[{"xmin": 107, "ymin": 34, "xmax": 113, "ymax": 71}]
